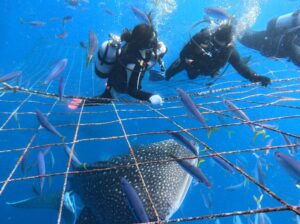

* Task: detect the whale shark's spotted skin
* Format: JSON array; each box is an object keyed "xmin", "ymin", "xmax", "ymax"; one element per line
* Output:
[{"xmin": 72, "ymin": 139, "xmax": 198, "ymax": 224}]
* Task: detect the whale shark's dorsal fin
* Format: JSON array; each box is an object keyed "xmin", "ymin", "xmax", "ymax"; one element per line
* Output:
[{"xmin": 76, "ymin": 207, "xmax": 97, "ymax": 224}]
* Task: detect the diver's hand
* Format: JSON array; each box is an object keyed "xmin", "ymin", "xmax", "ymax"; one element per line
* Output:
[
  {"xmin": 252, "ymin": 74, "xmax": 271, "ymax": 87},
  {"xmin": 259, "ymin": 75, "xmax": 271, "ymax": 87},
  {"xmin": 157, "ymin": 41, "xmax": 167, "ymax": 58},
  {"xmin": 149, "ymin": 94, "xmax": 164, "ymax": 105}
]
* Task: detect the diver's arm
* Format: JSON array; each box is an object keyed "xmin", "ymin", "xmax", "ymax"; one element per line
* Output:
[
  {"xmin": 229, "ymin": 49, "xmax": 271, "ymax": 86},
  {"xmin": 229, "ymin": 49, "xmax": 255, "ymax": 79},
  {"xmin": 127, "ymin": 63, "xmax": 153, "ymax": 101}
]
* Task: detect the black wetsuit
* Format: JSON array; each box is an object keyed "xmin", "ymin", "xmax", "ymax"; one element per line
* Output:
[
  {"xmin": 240, "ymin": 10, "xmax": 300, "ymax": 66},
  {"xmin": 85, "ymin": 44, "xmax": 154, "ymax": 106},
  {"xmin": 166, "ymin": 29, "xmax": 270, "ymax": 85}
]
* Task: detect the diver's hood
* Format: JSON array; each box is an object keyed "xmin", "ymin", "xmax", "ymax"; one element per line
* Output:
[
  {"xmin": 131, "ymin": 24, "xmax": 158, "ymax": 50},
  {"xmin": 214, "ymin": 24, "xmax": 234, "ymax": 45}
]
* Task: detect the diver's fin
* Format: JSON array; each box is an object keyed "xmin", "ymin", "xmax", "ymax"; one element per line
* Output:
[
  {"xmin": 76, "ymin": 207, "xmax": 97, "ymax": 224},
  {"xmin": 6, "ymin": 192, "xmax": 60, "ymax": 209}
]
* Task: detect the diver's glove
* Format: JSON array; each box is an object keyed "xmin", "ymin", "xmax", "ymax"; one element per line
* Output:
[
  {"xmin": 157, "ymin": 42, "xmax": 167, "ymax": 72},
  {"xmin": 149, "ymin": 94, "xmax": 164, "ymax": 105},
  {"xmin": 251, "ymin": 74, "xmax": 271, "ymax": 87}
]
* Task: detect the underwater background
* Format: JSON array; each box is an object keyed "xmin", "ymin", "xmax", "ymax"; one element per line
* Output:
[{"xmin": 1, "ymin": 0, "xmax": 300, "ymax": 223}]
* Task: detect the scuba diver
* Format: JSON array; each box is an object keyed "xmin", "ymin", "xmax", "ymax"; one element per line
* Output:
[
  {"xmin": 165, "ymin": 22, "xmax": 271, "ymax": 86},
  {"xmin": 240, "ymin": 10, "xmax": 300, "ymax": 67},
  {"xmin": 69, "ymin": 23, "xmax": 167, "ymax": 109}
]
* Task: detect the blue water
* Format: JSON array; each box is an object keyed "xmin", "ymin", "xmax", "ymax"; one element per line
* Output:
[{"xmin": 1, "ymin": 0, "xmax": 300, "ymax": 223}]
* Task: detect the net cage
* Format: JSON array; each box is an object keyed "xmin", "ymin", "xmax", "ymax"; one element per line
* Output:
[{"xmin": 0, "ymin": 38, "xmax": 300, "ymax": 224}]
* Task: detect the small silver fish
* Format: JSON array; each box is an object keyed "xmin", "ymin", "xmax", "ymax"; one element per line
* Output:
[
  {"xmin": 204, "ymin": 7, "xmax": 229, "ymax": 21},
  {"xmin": 275, "ymin": 151, "xmax": 300, "ymax": 186},
  {"xmin": 166, "ymin": 130, "xmax": 199, "ymax": 155},
  {"xmin": 121, "ymin": 177, "xmax": 150, "ymax": 223},
  {"xmin": 223, "ymin": 98, "xmax": 256, "ymax": 132},
  {"xmin": 63, "ymin": 144, "xmax": 81, "ymax": 167},
  {"xmin": 58, "ymin": 76, "xmax": 64, "ymax": 101},
  {"xmin": 20, "ymin": 18, "xmax": 46, "ymax": 27},
  {"xmin": 177, "ymin": 88, "xmax": 210, "ymax": 134},
  {"xmin": 171, "ymin": 155, "xmax": 211, "ymax": 188},
  {"xmin": 131, "ymin": 6, "xmax": 150, "ymax": 24},
  {"xmin": 56, "ymin": 31, "xmax": 68, "ymax": 39},
  {"xmin": 281, "ymin": 133, "xmax": 295, "ymax": 155},
  {"xmin": 44, "ymin": 58, "xmax": 68, "ymax": 85},
  {"xmin": 86, "ymin": 31, "xmax": 98, "ymax": 69},
  {"xmin": 35, "ymin": 109, "xmax": 65, "ymax": 140},
  {"xmin": 225, "ymin": 181, "xmax": 245, "ymax": 191},
  {"xmin": 37, "ymin": 148, "xmax": 50, "ymax": 193},
  {"xmin": 0, "ymin": 71, "xmax": 22, "ymax": 83}
]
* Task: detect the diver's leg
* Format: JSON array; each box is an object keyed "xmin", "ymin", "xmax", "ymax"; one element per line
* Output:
[
  {"xmin": 165, "ymin": 58, "xmax": 185, "ymax": 81},
  {"xmin": 266, "ymin": 18, "xmax": 277, "ymax": 34},
  {"xmin": 290, "ymin": 36, "xmax": 300, "ymax": 67},
  {"xmin": 290, "ymin": 56, "xmax": 300, "ymax": 67},
  {"xmin": 186, "ymin": 67, "xmax": 199, "ymax": 80},
  {"xmin": 239, "ymin": 31, "xmax": 268, "ymax": 52},
  {"xmin": 292, "ymin": 9, "xmax": 300, "ymax": 27}
]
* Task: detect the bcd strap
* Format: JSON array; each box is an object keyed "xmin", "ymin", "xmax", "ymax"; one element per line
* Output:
[{"xmin": 98, "ymin": 43, "xmax": 117, "ymax": 66}]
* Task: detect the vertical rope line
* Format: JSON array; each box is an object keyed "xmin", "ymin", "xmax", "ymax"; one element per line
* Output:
[
  {"xmin": 111, "ymin": 102, "xmax": 160, "ymax": 222},
  {"xmin": 62, "ymin": 47, "xmax": 77, "ymax": 90},
  {"xmin": 143, "ymin": 103, "xmax": 300, "ymax": 216},
  {"xmin": 56, "ymin": 99, "xmax": 85, "ymax": 224},
  {"xmin": 91, "ymin": 65, "xmax": 95, "ymax": 96},
  {"xmin": 0, "ymin": 100, "xmax": 59, "ymax": 196},
  {"xmin": 77, "ymin": 49, "xmax": 84, "ymax": 95},
  {"xmin": 0, "ymin": 44, "xmax": 67, "ymax": 195},
  {"xmin": 0, "ymin": 45, "xmax": 65, "ymax": 130},
  {"xmin": 0, "ymin": 95, "xmax": 32, "ymax": 129}
]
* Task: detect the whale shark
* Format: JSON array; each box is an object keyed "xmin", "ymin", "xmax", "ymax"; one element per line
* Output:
[{"xmin": 7, "ymin": 139, "xmax": 198, "ymax": 224}]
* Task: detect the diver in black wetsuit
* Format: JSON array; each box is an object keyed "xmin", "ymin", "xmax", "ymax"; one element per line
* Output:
[
  {"xmin": 240, "ymin": 10, "xmax": 300, "ymax": 67},
  {"xmin": 165, "ymin": 22, "xmax": 271, "ymax": 86},
  {"xmin": 69, "ymin": 23, "xmax": 166, "ymax": 109}
]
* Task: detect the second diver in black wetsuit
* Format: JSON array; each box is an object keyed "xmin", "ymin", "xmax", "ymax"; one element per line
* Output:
[
  {"xmin": 239, "ymin": 9, "xmax": 300, "ymax": 67},
  {"xmin": 68, "ymin": 23, "xmax": 167, "ymax": 109},
  {"xmin": 165, "ymin": 22, "xmax": 271, "ymax": 86}
]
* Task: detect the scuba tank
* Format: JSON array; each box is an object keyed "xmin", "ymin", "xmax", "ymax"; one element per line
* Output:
[
  {"xmin": 95, "ymin": 34, "xmax": 121, "ymax": 79},
  {"xmin": 270, "ymin": 10, "xmax": 300, "ymax": 34}
]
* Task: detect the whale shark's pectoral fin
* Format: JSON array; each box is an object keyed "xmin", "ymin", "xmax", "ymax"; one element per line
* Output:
[
  {"xmin": 7, "ymin": 192, "xmax": 77, "ymax": 224},
  {"xmin": 76, "ymin": 207, "xmax": 97, "ymax": 224},
  {"xmin": 6, "ymin": 193, "xmax": 60, "ymax": 209}
]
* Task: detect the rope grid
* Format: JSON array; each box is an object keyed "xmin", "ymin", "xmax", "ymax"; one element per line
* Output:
[{"xmin": 1, "ymin": 44, "xmax": 300, "ymax": 224}]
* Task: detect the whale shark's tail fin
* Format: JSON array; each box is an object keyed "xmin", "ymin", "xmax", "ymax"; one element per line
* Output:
[{"xmin": 7, "ymin": 192, "xmax": 77, "ymax": 224}]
